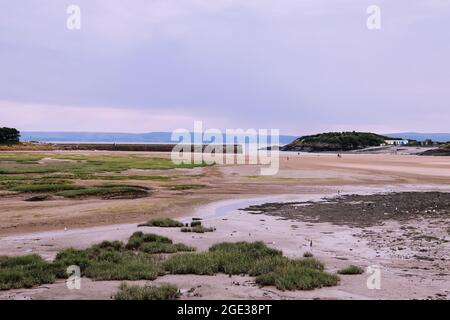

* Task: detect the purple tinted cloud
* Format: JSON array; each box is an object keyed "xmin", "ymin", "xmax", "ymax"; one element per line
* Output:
[{"xmin": 0, "ymin": 0, "xmax": 449, "ymax": 134}]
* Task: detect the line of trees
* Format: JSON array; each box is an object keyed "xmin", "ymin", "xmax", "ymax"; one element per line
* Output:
[{"xmin": 0, "ymin": 127, "xmax": 20, "ymax": 144}]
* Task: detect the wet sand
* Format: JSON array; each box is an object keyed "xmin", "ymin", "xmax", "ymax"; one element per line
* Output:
[{"xmin": 2, "ymin": 152, "xmax": 450, "ymax": 236}]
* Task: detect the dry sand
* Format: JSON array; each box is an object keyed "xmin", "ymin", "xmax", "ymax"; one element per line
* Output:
[{"xmin": 0, "ymin": 152, "xmax": 449, "ymax": 300}]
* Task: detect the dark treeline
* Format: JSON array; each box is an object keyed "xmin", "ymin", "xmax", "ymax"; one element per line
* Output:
[{"xmin": 0, "ymin": 127, "xmax": 20, "ymax": 144}]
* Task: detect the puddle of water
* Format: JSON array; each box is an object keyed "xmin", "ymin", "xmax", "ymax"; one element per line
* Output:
[{"xmin": 182, "ymin": 193, "xmax": 329, "ymax": 222}]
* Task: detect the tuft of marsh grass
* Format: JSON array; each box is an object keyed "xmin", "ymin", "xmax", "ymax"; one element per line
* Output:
[
  {"xmin": 114, "ymin": 283, "xmax": 179, "ymax": 300},
  {"xmin": 255, "ymin": 261, "xmax": 340, "ymax": 291},
  {"xmin": 2, "ymin": 237, "xmax": 338, "ymax": 292},
  {"xmin": 9, "ymin": 183, "xmax": 83, "ymax": 193},
  {"xmin": 337, "ymin": 265, "xmax": 364, "ymax": 275},
  {"xmin": 57, "ymin": 185, "xmax": 150, "ymax": 199},
  {"xmin": 138, "ymin": 218, "xmax": 184, "ymax": 228},
  {"xmin": 181, "ymin": 226, "xmax": 216, "ymax": 233},
  {"xmin": 163, "ymin": 241, "xmax": 338, "ymax": 291},
  {"xmin": 126, "ymin": 231, "xmax": 172, "ymax": 250},
  {"xmin": 0, "ymin": 255, "xmax": 56, "ymax": 290},
  {"xmin": 0, "ymin": 153, "xmax": 46, "ymax": 163},
  {"xmin": 54, "ymin": 241, "xmax": 164, "ymax": 281},
  {"xmin": 140, "ymin": 242, "xmax": 195, "ymax": 254},
  {"xmin": 164, "ymin": 241, "xmax": 282, "ymax": 275},
  {"xmin": 181, "ymin": 221, "xmax": 216, "ymax": 233},
  {"xmin": 0, "ymin": 154, "xmax": 209, "ymax": 202},
  {"xmin": 190, "ymin": 221, "xmax": 202, "ymax": 227}
]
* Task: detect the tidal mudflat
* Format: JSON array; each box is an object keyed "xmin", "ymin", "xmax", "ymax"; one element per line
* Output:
[{"xmin": 1, "ymin": 151, "xmax": 449, "ymax": 299}]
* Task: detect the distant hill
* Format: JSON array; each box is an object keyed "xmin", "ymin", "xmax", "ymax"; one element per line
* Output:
[
  {"xmin": 281, "ymin": 132, "xmax": 393, "ymax": 152},
  {"xmin": 385, "ymin": 132, "xmax": 450, "ymax": 143},
  {"xmin": 21, "ymin": 132, "xmax": 297, "ymax": 145}
]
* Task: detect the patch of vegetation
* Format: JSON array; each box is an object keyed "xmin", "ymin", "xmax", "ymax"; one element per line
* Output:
[
  {"xmin": 54, "ymin": 240, "xmax": 164, "ymax": 281},
  {"xmin": 165, "ymin": 184, "xmax": 207, "ymax": 191},
  {"xmin": 303, "ymin": 252, "xmax": 314, "ymax": 258},
  {"xmin": 0, "ymin": 127, "xmax": 20, "ymax": 144},
  {"xmin": 190, "ymin": 221, "xmax": 202, "ymax": 227},
  {"xmin": 165, "ymin": 241, "xmax": 276, "ymax": 275},
  {"xmin": 124, "ymin": 232, "xmax": 194, "ymax": 254},
  {"xmin": 56, "ymin": 185, "xmax": 150, "ymax": 199},
  {"xmin": 0, "ymin": 153, "xmax": 207, "ymax": 200},
  {"xmin": 0, "ymin": 174, "xmax": 31, "ymax": 181},
  {"xmin": 9, "ymin": 183, "xmax": 84, "ymax": 193},
  {"xmin": 337, "ymin": 265, "xmax": 364, "ymax": 275},
  {"xmin": 181, "ymin": 225, "xmax": 216, "ymax": 233},
  {"xmin": 1, "ymin": 237, "xmax": 338, "ymax": 293},
  {"xmin": 125, "ymin": 231, "xmax": 172, "ymax": 250},
  {"xmin": 0, "ymin": 153, "xmax": 205, "ymax": 176},
  {"xmin": 0, "ymin": 255, "xmax": 56, "ymax": 290},
  {"xmin": 0, "ymin": 176, "xmax": 151, "ymax": 199},
  {"xmin": 140, "ymin": 242, "xmax": 195, "ymax": 254},
  {"xmin": 163, "ymin": 241, "xmax": 338, "ymax": 290},
  {"xmin": 114, "ymin": 283, "xmax": 179, "ymax": 300},
  {"xmin": 180, "ymin": 220, "xmax": 216, "ymax": 233},
  {"xmin": 281, "ymin": 131, "xmax": 395, "ymax": 152},
  {"xmin": 255, "ymin": 261, "xmax": 340, "ymax": 291},
  {"xmin": 52, "ymin": 155, "xmax": 208, "ymax": 172},
  {"xmin": 138, "ymin": 218, "xmax": 184, "ymax": 228}
]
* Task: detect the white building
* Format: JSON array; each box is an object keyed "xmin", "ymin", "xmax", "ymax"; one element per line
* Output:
[{"xmin": 384, "ymin": 139, "xmax": 409, "ymax": 146}]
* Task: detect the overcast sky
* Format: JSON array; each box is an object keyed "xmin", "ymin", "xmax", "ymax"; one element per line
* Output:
[{"xmin": 0, "ymin": 0, "xmax": 449, "ymax": 135}]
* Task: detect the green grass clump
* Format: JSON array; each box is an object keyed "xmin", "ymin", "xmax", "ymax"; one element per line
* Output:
[
  {"xmin": 255, "ymin": 261, "xmax": 339, "ymax": 291},
  {"xmin": 181, "ymin": 221, "xmax": 216, "ymax": 233},
  {"xmin": 0, "ymin": 153, "xmax": 46, "ymax": 163},
  {"xmin": 114, "ymin": 283, "xmax": 179, "ymax": 300},
  {"xmin": 139, "ymin": 218, "xmax": 184, "ymax": 228},
  {"xmin": 140, "ymin": 242, "xmax": 195, "ymax": 254},
  {"xmin": 0, "ymin": 153, "xmax": 206, "ymax": 177},
  {"xmin": 165, "ymin": 184, "xmax": 207, "ymax": 191},
  {"xmin": 0, "ymin": 175, "xmax": 31, "ymax": 181},
  {"xmin": 125, "ymin": 231, "xmax": 193, "ymax": 254},
  {"xmin": 125, "ymin": 231, "xmax": 172, "ymax": 250},
  {"xmin": 2, "ymin": 236, "xmax": 338, "ymax": 293},
  {"xmin": 0, "ymin": 176, "xmax": 150, "ymax": 200},
  {"xmin": 83, "ymin": 253, "xmax": 163, "ymax": 281},
  {"xmin": 190, "ymin": 221, "xmax": 202, "ymax": 227},
  {"xmin": 164, "ymin": 241, "xmax": 338, "ymax": 291},
  {"xmin": 337, "ymin": 265, "xmax": 364, "ymax": 275},
  {"xmin": 54, "ymin": 240, "xmax": 164, "ymax": 281},
  {"xmin": 163, "ymin": 252, "xmax": 219, "ymax": 275},
  {"xmin": 181, "ymin": 225, "xmax": 216, "ymax": 233},
  {"xmin": 0, "ymin": 255, "xmax": 56, "ymax": 290},
  {"xmin": 164, "ymin": 241, "xmax": 282, "ymax": 275},
  {"xmin": 9, "ymin": 183, "xmax": 83, "ymax": 193},
  {"xmin": 56, "ymin": 185, "xmax": 149, "ymax": 199}
]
